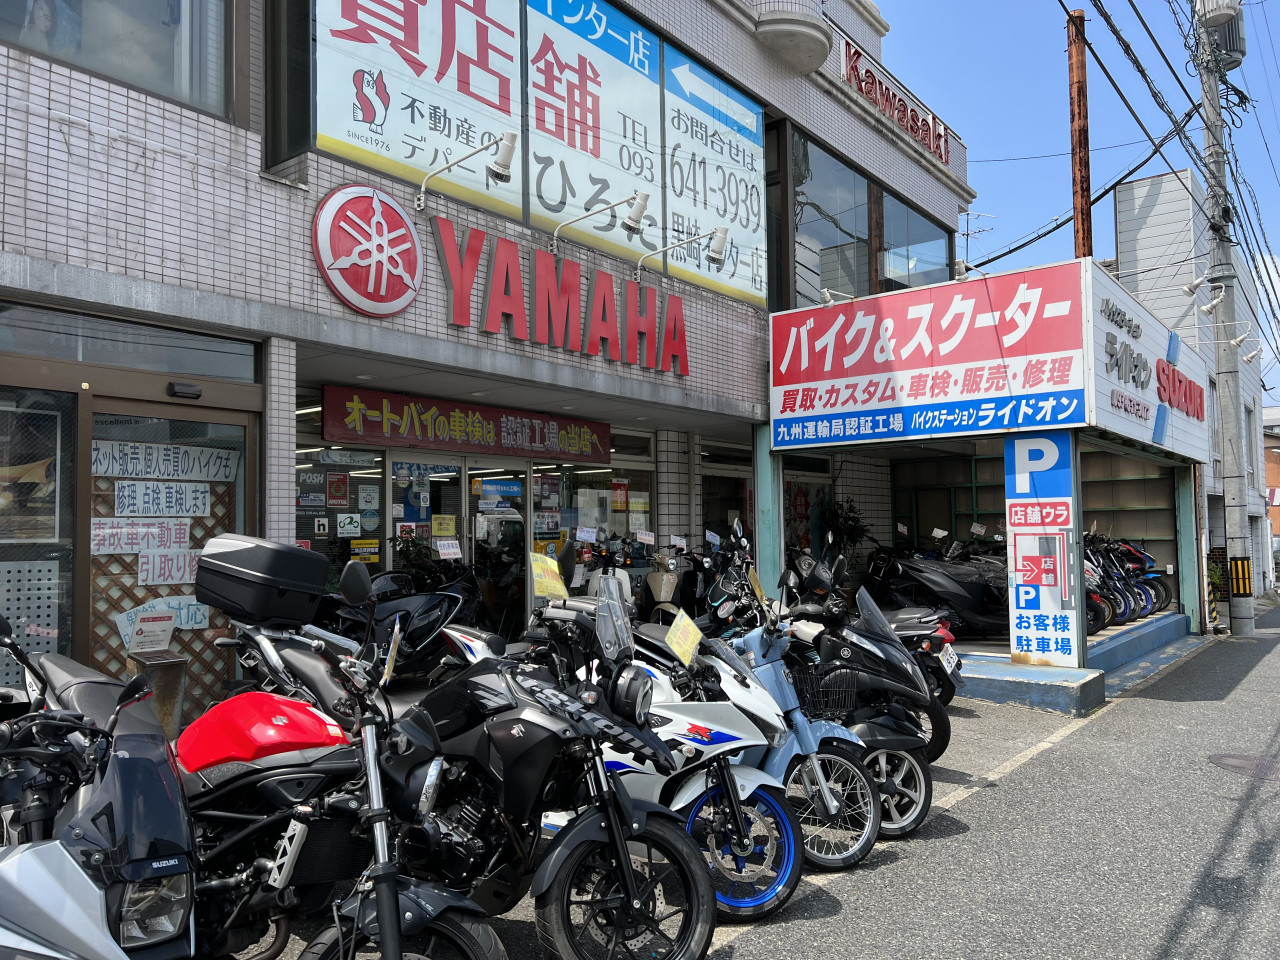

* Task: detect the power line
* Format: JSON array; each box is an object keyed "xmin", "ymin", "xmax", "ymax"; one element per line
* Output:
[{"xmin": 969, "ymin": 137, "xmax": 1165, "ymax": 163}]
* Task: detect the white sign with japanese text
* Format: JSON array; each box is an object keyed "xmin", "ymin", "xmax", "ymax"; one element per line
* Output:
[
  {"xmin": 662, "ymin": 46, "xmax": 766, "ymax": 307},
  {"xmin": 114, "ymin": 482, "xmax": 211, "ymax": 518},
  {"xmin": 125, "ymin": 613, "xmax": 177, "ymax": 654},
  {"xmin": 91, "ymin": 518, "xmax": 191, "ymax": 556},
  {"xmin": 114, "ymin": 596, "xmax": 210, "ymax": 646},
  {"xmin": 526, "ymin": 0, "xmax": 662, "ymax": 262},
  {"xmin": 92, "ymin": 440, "xmax": 241, "ymax": 482},
  {"xmin": 315, "ymin": 0, "xmax": 524, "ymax": 220},
  {"xmin": 138, "ymin": 550, "xmax": 202, "ymax": 586},
  {"xmin": 770, "ymin": 261, "xmax": 1088, "ymax": 448}
]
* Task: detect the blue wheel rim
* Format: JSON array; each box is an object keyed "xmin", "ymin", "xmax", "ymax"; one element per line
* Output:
[{"xmin": 685, "ymin": 787, "xmax": 795, "ymax": 910}]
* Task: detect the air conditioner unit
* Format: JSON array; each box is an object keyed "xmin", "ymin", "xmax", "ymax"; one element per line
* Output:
[{"xmin": 1197, "ymin": 0, "xmax": 1240, "ymax": 29}]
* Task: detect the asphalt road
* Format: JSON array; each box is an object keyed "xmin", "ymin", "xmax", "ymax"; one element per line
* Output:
[{"xmin": 283, "ymin": 628, "xmax": 1280, "ymax": 960}]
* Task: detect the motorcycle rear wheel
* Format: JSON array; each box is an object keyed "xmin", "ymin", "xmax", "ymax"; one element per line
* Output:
[
  {"xmin": 930, "ymin": 664, "xmax": 956, "ymax": 706},
  {"xmin": 901, "ymin": 695, "xmax": 951, "ymax": 763},
  {"xmin": 298, "ymin": 910, "xmax": 507, "ymax": 960},
  {"xmin": 783, "ymin": 743, "xmax": 881, "ymax": 871},
  {"xmin": 865, "ymin": 747, "xmax": 933, "ymax": 838},
  {"xmin": 535, "ymin": 818, "xmax": 716, "ymax": 960}
]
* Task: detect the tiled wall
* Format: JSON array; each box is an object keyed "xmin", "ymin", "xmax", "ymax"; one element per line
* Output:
[{"xmin": 264, "ymin": 337, "xmax": 297, "ymax": 544}]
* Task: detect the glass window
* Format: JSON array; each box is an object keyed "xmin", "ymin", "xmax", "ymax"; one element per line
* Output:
[
  {"xmin": 0, "ymin": 386, "xmax": 77, "ymax": 683},
  {"xmin": 295, "ymin": 443, "xmax": 385, "ymax": 589},
  {"xmin": 0, "ymin": 303, "xmax": 257, "ymax": 383},
  {"xmin": 881, "ymin": 194, "xmax": 950, "ymax": 291},
  {"xmin": 0, "ymin": 0, "xmax": 226, "ymax": 114},
  {"xmin": 703, "ymin": 474, "xmax": 754, "ymax": 545},
  {"xmin": 792, "ymin": 132, "xmax": 870, "ymax": 307},
  {"xmin": 533, "ymin": 464, "xmax": 654, "ymax": 547}
]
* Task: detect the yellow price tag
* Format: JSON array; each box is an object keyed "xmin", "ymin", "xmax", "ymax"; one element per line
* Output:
[
  {"xmin": 529, "ymin": 551, "xmax": 568, "ymax": 599},
  {"xmin": 748, "ymin": 567, "xmax": 767, "ymax": 605},
  {"xmin": 662, "ymin": 610, "xmax": 704, "ymax": 667}
]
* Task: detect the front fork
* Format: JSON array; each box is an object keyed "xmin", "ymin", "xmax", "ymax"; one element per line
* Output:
[
  {"xmin": 588, "ymin": 752, "xmax": 646, "ymax": 909},
  {"xmin": 787, "ymin": 709, "xmax": 842, "ymax": 818},
  {"xmin": 710, "ymin": 757, "xmax": 755, "ymax": 854},
  {"xmin": 359, "ymin": 715, "xmax": 403, "ymax": 960}
]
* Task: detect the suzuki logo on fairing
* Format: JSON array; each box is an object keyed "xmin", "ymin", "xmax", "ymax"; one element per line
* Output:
[
  {"xmin": 511, "ymin": 723, "xmax": 525, "ymax": 738},
  {"xmin": 151, "ymin": 858, "xmax": 179, "ymax": 869},
  {"xmin": 272, "ymin": 716, "xmax": 289, "ymax": 725}
]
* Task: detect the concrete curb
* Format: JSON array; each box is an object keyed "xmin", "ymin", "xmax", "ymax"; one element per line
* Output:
[{"xmin": 956, "ymin": 654, "xmax": 1106, "ymax": 717}]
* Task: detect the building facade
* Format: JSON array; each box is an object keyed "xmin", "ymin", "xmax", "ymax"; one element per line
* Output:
[{"xmin": 0, "ymin": 1, "xmax": 973, "ymax": 696}]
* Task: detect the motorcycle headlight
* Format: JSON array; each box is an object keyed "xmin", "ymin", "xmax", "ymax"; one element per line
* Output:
[
  {"xmin": 610, "ymin": 664, "xmax": 653, "ymax": 726},
  {"xmin": 119, "ymin": 874, "xmax": 190, "ymax": 948}
]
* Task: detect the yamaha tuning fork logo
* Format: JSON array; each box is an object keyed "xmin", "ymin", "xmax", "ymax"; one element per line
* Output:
[{"xmin": 313, "ymin": 184, "xmax": 423, "ymax": 318}]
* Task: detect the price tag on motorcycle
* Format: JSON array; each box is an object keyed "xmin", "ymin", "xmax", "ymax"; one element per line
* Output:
[
  {"xmin": 940, "ymin": 643, "xmax": 959, "ymax": 674},
  {"xmin": 529, "ymin": 551, "xmax": 569, "ymax": 598},
  {"xmin": 576, "ymin": 526, "xmax": 598, "ymax": 544},
  {"xmin": 662, "ymin": 610, "xmax": 703, "ymax": 667},
  {"xmin": 931, "ymin": 528, "xmax": 948, "ymax": 540},
  {"xmin": 970, "ymin": 522, "xmax": 987, "ymax": 536},
  {"xmin": 635, "ymin": 530, "xmax": 655, "ymax": 545},
  {"xmin": 705, "ymin": 530, "xmax": 721, "ymax": 547},
  {"xmin": 435, "ymin": 538, "xmax": 463, "ymax": 560},
  {"xmin": 747, "ymin": 566, "xmax": 767, "ymax": 606},
  {"xmin": 671, "ymin": 535, "xmax": 687, "ymax": 551},
  {"xmin": 897, "ymin": 523, "xmax": 909, "ymax": 536},
  {"xmin": 380, "ymin": 616, "xmax": 402, "ymax": 687}
]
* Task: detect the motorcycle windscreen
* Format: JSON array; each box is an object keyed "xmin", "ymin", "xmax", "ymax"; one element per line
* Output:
[
  {"xmin": 594, "ymin": 577, "xmax": 634, "ymax": 662},
  {"xmin": 854, "ymin": 587, "xmax": 901, "ymax": 645},
  {"xmin": 63, "ymin": 732, "xmax": 193, "ymax": 878}
]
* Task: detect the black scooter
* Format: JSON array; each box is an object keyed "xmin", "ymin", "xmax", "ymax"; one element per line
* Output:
[{"xmin": 866, "ymin": 546, "xmax": 1009, "ymax": 639}]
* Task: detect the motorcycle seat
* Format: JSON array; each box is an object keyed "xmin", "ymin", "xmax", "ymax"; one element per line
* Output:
[
  {"xmin": 29, "ymin": 652, "xmax": 124, "ymax": 723},
  {"xmin": 790, "ymin": 620, "xmax": 823, "ymax": 644}
]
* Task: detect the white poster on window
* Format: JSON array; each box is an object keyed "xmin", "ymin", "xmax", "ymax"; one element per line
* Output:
[
  {"xmin": 314, "ymin": 0, "xmax": 524, "ymax": 220},
  {"xmin": 91, "ymin": 518, "xmax": 191, "ymax": 555},
  {"xmin": 114, "ymin": 481, "xmax": 210, "ymax": 517},
  {"xmin": 138, "ymin": 550, "xmax": 202, "ymax": 586},
  {"xmin": 115, "ymin": 596, "xmax": 210, "ymax": 646},
  {"xmin": 92, "ymin": 440, "xmax": 241, "ymax": 482},
  {"xmin": 525, "ymin": 0, "xmax": 662, "ymax": 261}
]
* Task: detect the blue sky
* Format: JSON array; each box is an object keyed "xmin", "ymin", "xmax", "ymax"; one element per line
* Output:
[{"xmin": 878, "ymin": 0, "xmax": 1280, "ymax": 277}]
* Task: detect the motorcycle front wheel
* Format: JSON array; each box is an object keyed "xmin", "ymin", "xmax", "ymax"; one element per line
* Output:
[
  {"xmin": 682, "ymin": 784, "xmax": 804, "ymax": 922},
  {"xmin": 535, "ymin": 818, "xmax": 716, "ymax": 960},
  {"xmin": 783, "ymin": 743, "xmax": 881, "ymax": 870},
  {"xmin": 298, "ymin": 910, "xmax": 507, "ymax": 960}
]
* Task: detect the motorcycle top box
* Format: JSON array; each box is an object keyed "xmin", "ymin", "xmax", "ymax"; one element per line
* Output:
[{"xmin": 197, "ymin": 534, "xmax": 330, "ymax": 627}]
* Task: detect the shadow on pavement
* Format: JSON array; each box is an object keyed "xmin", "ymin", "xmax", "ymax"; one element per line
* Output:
[
  {"xmin": 1151, "ymin": 714, "xmax": 1280, "ymax": 959},
  {"xmin": 1130, "ymin": 636, "xmax": 1278, "ymax": 704},
  {"xmin": 910, "ymin": 811, "xmax": 971, "ymax": 841},
  {"xmin": 930, "ymin": 765, "xmax": 976, "ymax": 785}
]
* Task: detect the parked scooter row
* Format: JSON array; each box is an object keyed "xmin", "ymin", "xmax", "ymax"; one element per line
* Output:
[{"xmin": 1083, "ymin": 533, "xmax": 1173, "ymax": 634}]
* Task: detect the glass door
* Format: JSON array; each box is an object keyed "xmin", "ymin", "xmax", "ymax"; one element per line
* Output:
[
  {"xmin": 466, "ymin": 459, "xmax": 529, "ymax": 640},
  {"xmin": 89, "ymin": 406, "xmax": 254, "ymax": 719},
  {"xmin": 387, "ymin": 455, "xmax": 465, "ymax": 578}
]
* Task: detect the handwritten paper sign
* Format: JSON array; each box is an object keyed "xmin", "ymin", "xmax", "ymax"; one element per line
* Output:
[
  {"xmin": 636, "ymin": 530, "xmax": 655, "ymax": 545},
  {"xmin": 91, "ymin": 518, "xmax": 191, "ymax": 555},
  {"xmin": 115, "ymin": 596, "xmax": 210, "ymax": 645},
  {"xmin": 530, "ymin": 551, "xmax": 569, "ymax": 598},
  {"xmin": 92, "ymin": 440, "xmax": 241, "ymax": 482},
  {"xmin": 138, "ymin": 550, "xmax": 202, "ymax": 586},
  {"xmin": 435, "ymin": 539, "xmax": 463, "ymax": 560},
  {"xmin": 114, "ymin": 481, "xmax": 210, "ymax": 517},
  {"xmin": 662, "ymin": 610, "xmax": 703, "ymax": 667},
  {"xmin": 576, "ymin": 526, "xmax": 598, "ymax": 544},
  {"xmin": 432, "ymin": 515, "xmax": 456, "ymax": 536}
]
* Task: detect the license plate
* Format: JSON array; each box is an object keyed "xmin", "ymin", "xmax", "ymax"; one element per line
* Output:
[{"xmin": 939, "ymin": 644, "xmax": 959, "ymax": 674}]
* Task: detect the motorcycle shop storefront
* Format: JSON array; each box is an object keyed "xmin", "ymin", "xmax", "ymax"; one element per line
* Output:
[
  {"xmin": 295, "ymin": 385, "xmax": 661, "ymax": 639},
  {"xmin": 0, "ymin": 301, "xmax": 262, "ymax": 712},
  {"xmin": 766, "ymin": 258, "xmax": 1209, "ymax": 670}
]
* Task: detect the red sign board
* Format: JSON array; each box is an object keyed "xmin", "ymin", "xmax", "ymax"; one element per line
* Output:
[
  {"xmin": 1008, "ymin": 500, "xmax": 1071, "ymax": 527},
  {"xmin": 322, "ymin": 386, "xmax": 611, "ymax": 464}
]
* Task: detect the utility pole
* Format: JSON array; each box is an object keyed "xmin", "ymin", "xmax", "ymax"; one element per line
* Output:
[
  {"xmin": 1067, "ymin": 9, "xmax": 1093, "ymax": 258},
  {"xmin": 1197, "ymin": 8, "xmax": 1254, "ymax": 635},
  {"xmin": 960, "ymin": 211, "xmax": 995, "ymax": 262}
]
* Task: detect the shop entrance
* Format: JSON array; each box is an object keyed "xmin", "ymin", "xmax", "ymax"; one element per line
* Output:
[{"xmin": 466, "ymin": 460, "xmax": 530, "ymax": 640}]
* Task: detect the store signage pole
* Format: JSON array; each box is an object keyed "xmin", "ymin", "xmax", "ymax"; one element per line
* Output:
[{"xmin": 1197, "ymin": 9, "xmax": 1254, "ymax": 635}]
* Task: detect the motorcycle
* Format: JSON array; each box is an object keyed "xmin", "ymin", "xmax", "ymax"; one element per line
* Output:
[
  {"xmin": 886, "ymin": 610, "xmax": 964, "ymax": 706},
  {"xmin": 1, "ymin": 617, "xmax": 197, "ymax": 960},
  {"xmin": 615, "ymin": 611, "xmax": 805, "ymax": 921},
  {"xmin": 218, "ymin": 537, "xmax": 719, "ymax": 960},
  {"xmin": 866, "ymin": 544, "xmax": 1009, "ymax": 640}
]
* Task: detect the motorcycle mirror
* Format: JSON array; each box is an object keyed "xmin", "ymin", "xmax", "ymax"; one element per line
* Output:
[
  {"xmin": 116, "ymin": 672, "xmax": 151, "ymax": 708},
  {"xmin": 832, "ymin": 555, "xmax": 847, "ymax": 583},
  {"xmin": 557, "ymin": 538, "xmax": 577, "ymax": 585},
  {"xmin": 826, "ymin": 530, "xmax": 834, "ymax": 545},
  {"xmin": 106, "ymin": 673, "xmax": 152, "ymax": 734},
  {"xmin": 339, "ymin": 560, "xmax": 373, "ymax": 606},
  {"xmin": 732, "ymin": 517, "xmax": 743, "ymax": 539}
]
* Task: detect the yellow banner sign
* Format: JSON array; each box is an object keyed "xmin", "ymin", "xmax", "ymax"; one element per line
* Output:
[{"xmin": 432, "ymin": 514, "xmax": 456, "ymax": 536}]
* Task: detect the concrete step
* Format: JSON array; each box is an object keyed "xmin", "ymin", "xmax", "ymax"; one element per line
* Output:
[{"xmin": 1085, "ymin": 611, "xmax": 1190, "ymax": 672}]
